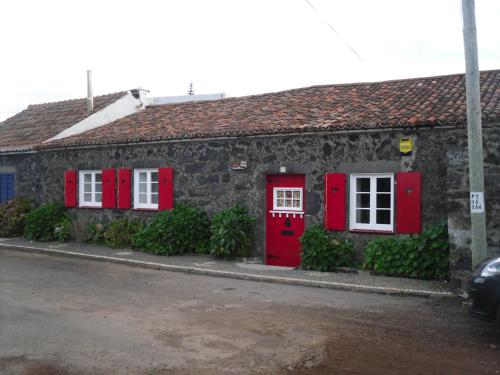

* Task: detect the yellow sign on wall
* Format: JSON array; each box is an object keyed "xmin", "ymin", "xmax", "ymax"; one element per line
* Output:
[{"xmin": 400, "ymin": 138, "xmax": 413, "ymax": 155}]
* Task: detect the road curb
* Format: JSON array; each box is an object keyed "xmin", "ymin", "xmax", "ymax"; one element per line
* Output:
[{"xmin": 0, "ymin": 243, "xmax": 456, "ymax": 299}]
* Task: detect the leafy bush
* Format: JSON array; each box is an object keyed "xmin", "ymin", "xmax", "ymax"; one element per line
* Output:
[
  {"xmin": 24, "ymin": 202, "xmax": 71, "ymax": 241},
  {"xmin": 209, "ymin": 205, "xmax": 255, "ymax": 259},
  {"xmin": 363, "ymin": 222, "xmax": 449, "ymax": 280},
  {"xmin": 0, "ymin": 197, "xmax": 33, "ymax": 237},
  {"xmin": 54, "ymin": 216, "xmax": 73, "ymax": 242},
  {"xmin": 300, "ymin": 225, "xmax": 354, "ymax": 271},
  {"xmin": 86, "ymin": 222, "xmax": 108, "ymax": 244},
  {"xmin": 133, "ymin": 203, "xmax": 211, "ymax": 255},
  {"xmin": 104, "ymin": 218, "xmax": 143, "ymax": 248}
]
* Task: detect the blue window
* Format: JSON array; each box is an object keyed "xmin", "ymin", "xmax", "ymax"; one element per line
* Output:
[{"xmin": 0, "ymin": 173, "xmax": 15, "ymax": 203}]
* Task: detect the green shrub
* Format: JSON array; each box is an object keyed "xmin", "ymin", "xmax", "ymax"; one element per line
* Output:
[
  {"xmin": 132, "ymin": 203, "xmax": 211, "ymax": 255},
  {"xmin": 86, "ymin": 222, "xmax": 108, "ymax": 244},
  {"xmin": 209, "ymin": 205, "xmax": 255, "ymax": 259},
  {"xmin": 104, "ymin": 218, "xmax": 143, "ymax": 248},
  {"xmin": 300, "ymin": 225, "xmax": 354, "ymax": 271},
  {"xmin": 54, "ymin": 216, "xmax": 73, "ymax": 242},
  {"xmin": 24, "ymin": 202, "xmax": 71, "ymax": 241},
  {"xmin": 363, "ymin": 221, "xmax": 449, "ymax": 280},
  {"xmin": 0, "ymin": 197, "xmax": 33, "ymax": 237}
]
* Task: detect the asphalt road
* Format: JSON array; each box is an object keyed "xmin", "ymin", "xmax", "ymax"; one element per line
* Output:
[{"xmin": 0, "ymin": 249, "xmax": 499, "ymax": 375}]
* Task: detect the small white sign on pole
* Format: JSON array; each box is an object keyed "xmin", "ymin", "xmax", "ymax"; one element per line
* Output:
[{"xmin": 470, "ymin": 192, "xmax": 485, "ymax": 213}]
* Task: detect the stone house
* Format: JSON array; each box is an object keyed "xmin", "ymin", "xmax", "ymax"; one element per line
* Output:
[
  {"xmin": 0, "ymin": 90, "xmax": 150, "ymax": 201},
  {"xmin": 1, "ymin": 70, "xmax": 499, "ymax": 285}
]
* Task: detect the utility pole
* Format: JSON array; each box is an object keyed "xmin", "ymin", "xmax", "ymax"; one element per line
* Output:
[{"xmin": 461, "ymin": 0, "xmax": 487, "ymax": 268}]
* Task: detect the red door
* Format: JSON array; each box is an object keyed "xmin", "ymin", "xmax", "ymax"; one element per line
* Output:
[{"xmin": 265, "ymin": 174, "xmax": 305, "ymax": 267}]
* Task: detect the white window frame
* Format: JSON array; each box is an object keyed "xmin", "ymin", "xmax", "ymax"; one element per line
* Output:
[
  {"xmin": 79, "ymin": 170, "xmax": 102, "ymax": 208},
  {"xmin": 349, "ymin": 173, "xmax": 394, "ymax": 232},
  {"xmin": 134, "ymin": 168, "xmax": 159, "ymax": 210},
  {"xmin": 272, "ymin": 187, "xmax": 303, "ymax": 212}
]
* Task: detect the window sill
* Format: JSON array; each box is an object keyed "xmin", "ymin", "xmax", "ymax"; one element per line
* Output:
[
  {"xmin": 349, "ymin": 229, "xmax": 394, "ymax": 235},
  {"xmin": 132, "ymin": 208, "xmax": 159, "ymax": 212},
  {"xmin": 78, "ymin": 206, "xmax": 103, "ymax": 209}
]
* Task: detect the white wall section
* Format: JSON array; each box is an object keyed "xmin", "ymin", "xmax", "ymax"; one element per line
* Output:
[{"xmin": 46, "ymin": 91, "xmax": 142, "ymax": 142}]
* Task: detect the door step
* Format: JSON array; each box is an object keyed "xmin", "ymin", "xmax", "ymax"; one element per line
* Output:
[{"xmin": 235, "ymin": 263, "xmax": 296, "ymax": 271}]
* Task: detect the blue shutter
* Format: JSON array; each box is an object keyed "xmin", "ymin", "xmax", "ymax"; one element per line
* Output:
[{"xmin": 0, "ymin": 173, "xmax": 15, "ymax": 203}]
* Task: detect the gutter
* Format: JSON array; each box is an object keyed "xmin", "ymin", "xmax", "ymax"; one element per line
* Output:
[
  {"xmin": 0, "ymin": 149, "xmax": 37, "ymax": 156},
  {"xmin": 38, "ymin": 123, "xmax": 471, "ymax": 153},
  {"xmin": 3, "ymin": 122, "xmax": 499, "ymax": 155}
]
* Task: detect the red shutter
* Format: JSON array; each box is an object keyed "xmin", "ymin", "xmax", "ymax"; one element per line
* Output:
[
  {"xmin": 396, "ymin": 171, "xmax": 422, "ymax": 234},
  {"xmin": 158, "ymin": 167, "xmax": 174, "ymax": 210},
  {"xmin": 118, "ymin": 168, "xmax": 131, "ymax": 209},
  {"xmin": 64, "ymin": 170, "xmax": 77, "ymax": 208},
  {"xmin": 101, "ymin": 168, "xmax": 116, "ymax": 208},
  {"xmin": 324, "ymin": 173, "xmax": 346, "ymax": 231}
]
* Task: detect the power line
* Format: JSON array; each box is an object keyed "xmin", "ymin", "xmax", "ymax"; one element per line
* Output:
[{"xmin": 304, "ymin": 0, "xmax": 363, "ymax": 61}]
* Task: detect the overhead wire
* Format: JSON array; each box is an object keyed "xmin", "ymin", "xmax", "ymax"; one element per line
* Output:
[{"xmin": 304, "ymin": 0, "xmax": 364, "ymax": 61}]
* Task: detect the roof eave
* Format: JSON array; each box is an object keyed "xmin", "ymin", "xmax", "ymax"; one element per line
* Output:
[{"xmin": 37, "ymin": 121, "xmax": 473, "ymax": 152}]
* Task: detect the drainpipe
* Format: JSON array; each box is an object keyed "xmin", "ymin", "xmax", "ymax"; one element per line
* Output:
[{"xmin": 87, "ymin": 70, "xmax": 93, "ymax": 112}]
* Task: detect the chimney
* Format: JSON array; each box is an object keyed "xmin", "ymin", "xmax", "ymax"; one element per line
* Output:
[{"xmin": 87, "ymin": 70, "xmax": 93, "ymax": 111}]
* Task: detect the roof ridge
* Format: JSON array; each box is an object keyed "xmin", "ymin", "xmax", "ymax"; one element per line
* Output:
[
  {"xmin": 286, "ymin": 68, "xmax": 499, "ymax": 90},
  {"xmin": 27, "ymin": 90, "xmax": 129, "ymax": 108},
  {"xmin": 146, "ymin": 69, "xmax": 500, "ymax": 110}
]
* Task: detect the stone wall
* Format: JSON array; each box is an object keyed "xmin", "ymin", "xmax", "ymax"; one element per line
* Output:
[
  {"xmin": 445, "ymin": 127, "xmax": 500, "ymax": 287},
  {"xmin": 2, "ymin": 126, "xmax": 499, "ymax": 284}
]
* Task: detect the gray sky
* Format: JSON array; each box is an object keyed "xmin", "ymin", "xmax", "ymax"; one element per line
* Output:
[{"xmin": 1, "ymin": 0, "xmax": 499, "ymax": 121}]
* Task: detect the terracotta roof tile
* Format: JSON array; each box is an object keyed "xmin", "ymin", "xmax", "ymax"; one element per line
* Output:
[
  {"xmin": 30, "ymin": 70, "xmax": 500, "ymax": 149},
  {"xmin": 0, "ymin": 91, "xmax": 127, "ymax": 152}
]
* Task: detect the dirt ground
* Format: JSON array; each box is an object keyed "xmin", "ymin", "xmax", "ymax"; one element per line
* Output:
[
  {"xmin": 289, "ymin": 310, "xmax": 500, "ymax": 375},
  {"xmin": 0, "ymin": 249, "xmax": 499, "ymax": 375}
]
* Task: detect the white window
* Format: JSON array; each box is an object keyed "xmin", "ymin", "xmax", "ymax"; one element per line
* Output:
[
  {"xmin": 349, "ymin": 174, "xmax": 394, "ymax": 232},
  {"xmin": 273, "ymin": 187, "xmax": 303, "ymax": 212},
  {"xmin": 79, "ymin": 170, "xmax": 102, "ymax": 207},
  {"xmin": 134, "ymin": 169, "xmax": 159, "ymax": 209}
]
